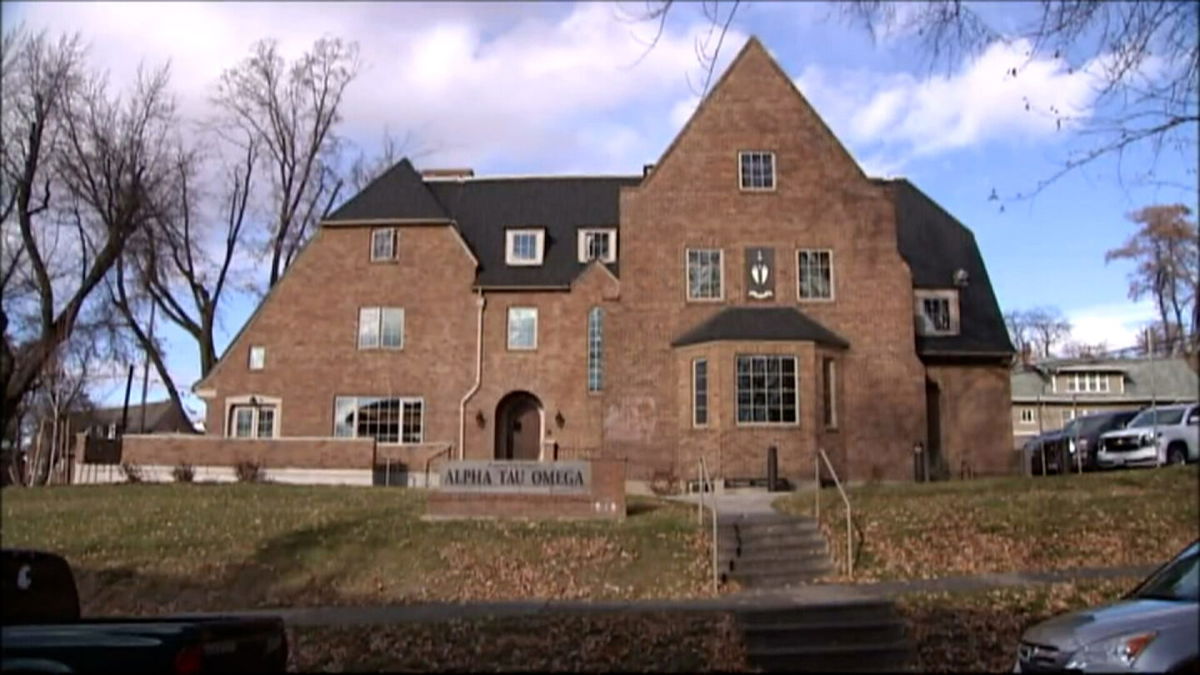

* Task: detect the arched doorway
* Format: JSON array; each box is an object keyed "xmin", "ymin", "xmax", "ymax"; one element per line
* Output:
[{"xmin": 495, "ymin": 391, "xmax": 543, "ymax": 460}]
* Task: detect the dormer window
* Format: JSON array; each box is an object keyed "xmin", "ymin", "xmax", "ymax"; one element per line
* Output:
[
  {"xmin": 506, "ymin": 228, "xmax": 545, "ymax": 266},
  {"xmin": 915, "ymin": 289, "xmax": 960, "ymax": 336},
  {"xmin": 371, "ymin": 228, "xmax": 396, "ymax": 261},
  {"xmin": 578, "ymin": 228, "xmax": 617, "ymax": 263},
  {"xmin": 739, "ymin": 151, "xmax": 775, "ymax": 191},
  {"xmin": 1064, "ymin": 372, "xmax": 1110, "ymax": 393}
]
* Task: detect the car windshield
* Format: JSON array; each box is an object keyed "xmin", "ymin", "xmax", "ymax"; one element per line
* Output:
[
  {"xmin": 1131, "ymin": 543, "xmax": 1199, "ymax": 602},
  {"xmin": 1127, "ymin": 408, "xmax": 1185, "ymax": 428}
]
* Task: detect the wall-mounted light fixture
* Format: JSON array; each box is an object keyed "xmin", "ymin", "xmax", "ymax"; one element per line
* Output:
[
  {"xmin": 555, "ymin": 411, "xmax": 565, "ymax": 429},
  {"xmin": 475, "ymin": 411, "xmax": 486, "ymax": 428}
]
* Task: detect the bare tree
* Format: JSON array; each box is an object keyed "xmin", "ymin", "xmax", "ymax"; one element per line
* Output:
[
  {"xmin": 630, "ymin": 1, "xmax": 1198, "ymax": 196},
  {"xmin": 347, "ymin": 128, "xmax": 414, "ymax": 192},
  {"xmin": 1060, "ymin": 339, "xmax": 1108, "ymax": 360},
  {"xmin": 1004, "ymin": 309, "xmax": 1035, "ymax": 364},
  {"xmin": 0, "ymin": 27, "xmax": 175, "ymax": 441},
  {"xmin": 1022, "ymin": 306, "xmax": 1073, "ymax": 359},
  {"xmin": 1106, "ymin": 204, "xmax": 1199, "ymax": 356},
  {"xmin": 212, "ymin": 37, "xmax": 360, "ymax": 288}
]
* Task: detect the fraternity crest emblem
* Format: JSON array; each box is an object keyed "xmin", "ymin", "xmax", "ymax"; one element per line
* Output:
[{"xmin": 745, "ymin": 247, "xmax": 775, "ymax": 300}]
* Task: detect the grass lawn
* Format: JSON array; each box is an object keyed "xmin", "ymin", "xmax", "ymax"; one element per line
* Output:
[
  {"xmin": 288, "ymin": 612, "xmax": 749, "ymax": 672},
  {"xmin": 0, "ymin": 484, "xmax": 711, "ymax": 615},
  {"xmin": 897, "ymin": 577, "xmax": 1145, "ymax": 672},
  {"xmin": 776, "ymin": 465, "xmax": 1199, "ymax": 581}
]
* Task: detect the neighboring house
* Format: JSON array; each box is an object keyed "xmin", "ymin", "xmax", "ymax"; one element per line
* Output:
[
  {"xmin": 189, "ymin": 38, "xmax": 1014, "ymax": 485},
  {"xmin": 69, "ymin": 400, "xmax": 197, "ymax": 439},
  {"xmin": 1011, "ymin": 357, "xmax": 1200, "ymax": 448}
]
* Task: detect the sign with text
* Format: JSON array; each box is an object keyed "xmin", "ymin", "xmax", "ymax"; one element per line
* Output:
[{"xmin": 439, "ymin": 461, "xmax": 591, "ymax": 495}]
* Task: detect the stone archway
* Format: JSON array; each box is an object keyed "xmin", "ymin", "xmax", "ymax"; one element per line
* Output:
[{"xmin": 495, "ymin": 391, "xmax": 543, "ymax": 460}]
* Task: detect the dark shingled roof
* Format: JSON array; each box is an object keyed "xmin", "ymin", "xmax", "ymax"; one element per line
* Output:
[
  {"xmin": 880, "ymin": 179, "xmax": 1015, "ymax": 358},
  {"xmin": 425, "ymin": 176, "xmax": 640, "ymax": 287},
  {"xmin": 671, "ymin": 307, "xmax": 850, "ymax": 348},
  {"xmin": 326, "ymin": 158, "xmax": 449, "ymax": 222}
]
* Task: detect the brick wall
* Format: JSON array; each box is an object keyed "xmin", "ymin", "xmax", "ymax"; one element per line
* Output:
[
  {"xmin": 425, "ymin": 459, "xmax": 626, "ymax": 520},
  {"xmin": 198, "ymin": 224, "xmax": 477, "ymax": 446},
  {"xmin": 121, "ymin": 434, "xmax": 377, "ymax": 469},
  {"xmin": 927, "ymin": 364, "xmax": 1014, "ymax": 476},
  {"xmin": 609, "ymin": 39, "xmax": 927, "ymax": 482}
]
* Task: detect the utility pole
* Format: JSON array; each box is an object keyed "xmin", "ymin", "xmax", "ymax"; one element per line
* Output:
[{"xmin": 139, "ymin": 302, "xmax": 156, "ymax": 433}]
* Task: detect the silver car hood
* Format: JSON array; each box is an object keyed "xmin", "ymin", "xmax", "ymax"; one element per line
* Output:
[
  {"xmin": 1101, "ymin": 428, "xmax": 1152, "ymax": 440},
  {"xmin": 1022, "ymin": 599, "xmax": 1197, "ymax": 651}
]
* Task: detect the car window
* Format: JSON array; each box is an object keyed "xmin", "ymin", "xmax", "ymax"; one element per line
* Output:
[
  {"xmin": 1127, "ymin": 408, "xmax": 1186, "ymax": 428},
  {"xmin": 1132, "ymin": 544, "xmax": 1199, "ymax": 602},
  {"xmin": 1188, "ymin": 408, "xmax": 1199, "ymax": 425}
]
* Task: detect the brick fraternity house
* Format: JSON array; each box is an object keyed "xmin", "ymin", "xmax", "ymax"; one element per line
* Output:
[
  {"xmin": 1011, "ymin": 357, "xmax": 1200, "ymax": 448},
  {"xmin": 184, "ymin": 38, "xmax": 1014, "ymax": 487}
]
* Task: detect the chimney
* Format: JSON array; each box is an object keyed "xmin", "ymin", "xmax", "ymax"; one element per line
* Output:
[
  {"xmin": 642, "ymin": 163, "xmax": 655, "ymax": 178},
  {"xmin": 421, "ymin": 168, "xmax": 474, "ymax": 180}
]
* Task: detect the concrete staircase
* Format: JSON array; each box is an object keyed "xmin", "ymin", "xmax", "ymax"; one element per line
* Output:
[
  {"xmin": 737, "ymin": 599, "xmax": 915, "ymax": 672},
  {"xmin": 718, "ymin": 512, "xmax": 833, "ymax": 588}
]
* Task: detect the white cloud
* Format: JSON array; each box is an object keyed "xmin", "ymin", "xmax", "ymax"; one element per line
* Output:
[
  {"xmin": 9, "ymin": 2, "xmax": 745, "ymax": 174},
  {"xmin": 1065, "ymin": 301, "xmax": 1156, "ymax": 350},
  {"xmin": 793, "ymin": 38, "xmax": 1104, "ymax": 172}
]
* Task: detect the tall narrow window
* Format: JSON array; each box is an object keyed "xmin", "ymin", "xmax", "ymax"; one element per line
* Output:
[
  {"xmin": 693, "ymin": 359, "xmax": 709, "ymax": 427},
  {"xmin": 248, "ymin": 345, "xmax": 266, "ymax": 370},
  {"xmin": 686, "ymin": 249, "xmax": 723, "ymax": 300},
  {"xmin": 798, "ymin": 250, "xmax": 833, "ymax": 300},
  {"xmin": 371, "ymin": 228, "xmax": 396, "ymax": 261},
  {"xmin": 587, "ymin": 307, "xmax": 604, "ymax": 392},
  {"xmin": 822, "ymin": 357, "xmax": 837, "ymax": 429}
]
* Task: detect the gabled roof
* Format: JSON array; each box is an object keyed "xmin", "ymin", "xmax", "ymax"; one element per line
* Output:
[
  {"xmin": 325, "ymin": 158, "xmax": 449, "ymax": 223},
  {"xmin": 67, "ymin": 400, "xmax": 196, "ymax": 434},
  {"xmin": 1012, "ymin": 357, "xmax": 1200, "ymax": 401},
  {"xmin": 879, "ymin": 178, "xmax": 1015, "ymax": 359},
  {"xmin": 424, "ymin": 176, "xmax": 640, "ymax": 287},
  {"xmin": 671, "ymin": 307, "xmax": 849, "ymax": 348}
]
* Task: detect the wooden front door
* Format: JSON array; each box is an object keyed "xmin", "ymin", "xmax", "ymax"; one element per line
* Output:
[{"xmin": 496, "ymin": 392, "xmax": 542, "ymax": 460}]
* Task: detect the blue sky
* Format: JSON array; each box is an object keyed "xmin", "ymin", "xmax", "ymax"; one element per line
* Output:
[{"xmin": 6, "ymin": 2, "xmax": 1196, "ymax": 421}]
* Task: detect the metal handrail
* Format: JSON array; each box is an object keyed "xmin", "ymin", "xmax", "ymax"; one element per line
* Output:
[
  {"xmin": 423, "ymin": 444, "xmax": 453, "ymax": 487},
  {"xmin": 698, "ymin": 457, "xmax": 719, "ymax": 592},
  {"xmin": 814, "ymin": 448, "xmax": 854, "ymax": 577}
]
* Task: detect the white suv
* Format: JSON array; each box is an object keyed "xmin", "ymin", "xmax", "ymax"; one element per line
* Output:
[{"xmin": 1097, "ymin": 404, "xmax": 1200, "ymax": 469}]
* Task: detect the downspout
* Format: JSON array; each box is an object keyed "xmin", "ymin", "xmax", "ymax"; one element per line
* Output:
[{"xmin": 458, "ymin": 291, "xmax": 486, "ymax": 460}]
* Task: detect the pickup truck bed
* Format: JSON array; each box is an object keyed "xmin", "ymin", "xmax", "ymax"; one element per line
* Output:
[{"xmin": 3, "ymin": 549, "xmax": 288, "ymax": 674}]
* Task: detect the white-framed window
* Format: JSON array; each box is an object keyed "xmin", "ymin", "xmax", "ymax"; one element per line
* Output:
[
  {"xmin": 358, "ymin": 307, "xmax": 404, "ymax": 349},
  {"xmin": 248, "ymin": 345, "xmax": 266, "ymax": 371},
  {"xmin": 798, "ymin": 249, "xmax": 834, "ymax": 300},
  {"xmin": 333, "ymin": 396, "xmax": 423, "ymax": 444},
  {"xmin": 507, "ymin": 307, "xmax": 538, "ymax": 350},
  {"xmin": 822, "ymin": 357, "xmax": 837, "ymax": 429},
  {"xmin": 228, "ymin": 404, "xmax": 277, "ymax": 439},
  {"xmin": 587, "ymin": 307, "xmax": 603, "ymax": 392},
  {"xmin": 686, "ymin": 248, "xmax": 724, "ymax": 300},
  {"xmin": 1019, "ymin": 408, "xmax": 1036, "ymax": 424},
  {"xmin": 578, "ymin": 228, "xmax": 617, "ymax": 264},
  {"xmin": 505, "ymin": 228, "xmax": 545, "ymax": 266},
  {"xmin": 371, "ymin": 228, "xmax": 396, "ymax": 261},
  {"xmin": 693, "ymin": 358, "xmax": 709, "ymax": 427},
  {"xmin": 1064, "ymin": 373, "xmax": 1110, "ymax": 393},
  {"xmin": 739, "ymin": 151, "xmax": 775, "ymax": 191},
  {"xmin": 736, "ymin": 355, "xmax": 798, "ymax": 424},
  {"xmin": 914, "ymin": 290, "xmax": 960, "ymax": 336}
]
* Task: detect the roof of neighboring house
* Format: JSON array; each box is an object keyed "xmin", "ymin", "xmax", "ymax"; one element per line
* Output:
[
  {"xmin": 671, "ymin": 306, "xmax": 850, "ymax": 348},
  {"xmin": 325, "ymin": 158, "xmax": 450, "ymax": 223},
  {"xmin": 67, "ymin": 400, "xmax": 196, "ymax": 435},
  {"xmin": 878, "ymin": 178, "xmax": 1015, "ymax": 359},
  {"xmin": 1012, "ymin": 357, "xmax": 1200, "ymax": 402}
]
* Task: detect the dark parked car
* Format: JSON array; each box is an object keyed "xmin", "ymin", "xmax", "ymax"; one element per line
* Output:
[
  {"xmin": 2, "ymin": 549, "xmax": 288, "ymax": 674},
  {"xmin": 1035, "ymin": 410, "xmax": 1140, "ymax": 474}
]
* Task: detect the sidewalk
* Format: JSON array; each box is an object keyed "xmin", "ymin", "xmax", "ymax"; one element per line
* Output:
[{"xmin": 175, "ymin": 563, "xmax": 1155, "ymax": 627}]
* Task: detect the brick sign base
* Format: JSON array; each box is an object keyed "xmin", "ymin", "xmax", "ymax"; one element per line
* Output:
[{"xmin": 425, "ymin": 459, "xmax": 626, "ymax": 521}]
